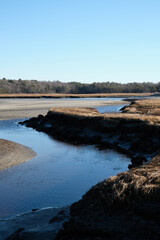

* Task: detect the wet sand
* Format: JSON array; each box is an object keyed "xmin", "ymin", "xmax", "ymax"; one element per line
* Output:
[
  {"xmin": 0, "ymin": 139, "xmax": 36, "ymax": 170},
  {"xmin": 0, "ymin": 98, "xmax": 127, "ymax": 120}
]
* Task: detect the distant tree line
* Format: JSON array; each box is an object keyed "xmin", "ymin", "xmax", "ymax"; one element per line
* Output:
[{"xmin": 0, "ymin": 78, "xmax": 159, "ymax": 94}]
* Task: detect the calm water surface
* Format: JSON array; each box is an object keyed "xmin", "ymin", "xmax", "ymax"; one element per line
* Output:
[
  {"xmin": 0, "ymin": 106, "xmax": 130, "ymax": 219},
  {"xmin": 96, "ymin": 104, "xmax": 126, "ymax": 113}
]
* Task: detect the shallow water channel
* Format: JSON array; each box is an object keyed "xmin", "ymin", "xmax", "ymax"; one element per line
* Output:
[{"xmin": 0, "ymin": 103, "xmax": 130, "ymax": 219}]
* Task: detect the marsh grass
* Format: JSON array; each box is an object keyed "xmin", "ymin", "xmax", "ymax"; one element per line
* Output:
[
  {"xmin": 52, "ymin": 99, "xmax": 160, "ymax": 240},
  {"xmin": 0, "ymin": 93, "xmax": 153, "ymax": 98},
  {"xmin": 49, "ymin": 104, "xmax": 160, "ymax": 126},
  {"xmin": 123, "ymin": 99, "xmax": 160, "ymax": 116}
]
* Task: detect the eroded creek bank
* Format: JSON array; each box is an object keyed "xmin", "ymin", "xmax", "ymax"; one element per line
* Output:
[
  {"xmin": 20, "ymin": 107, "xmax": 160, "ymax": 168},
  {"xmin": 19, "ymin": 102, "xmax": 160, "ymax": 239},
  {"xmin": 55, "ymin": 155, "xmax": 160, "ymax": 240}
]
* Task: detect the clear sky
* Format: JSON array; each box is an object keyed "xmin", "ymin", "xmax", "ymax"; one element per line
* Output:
[{"xmin": 0, "ymin": 0, "xmax": 160, "ymax": 83}]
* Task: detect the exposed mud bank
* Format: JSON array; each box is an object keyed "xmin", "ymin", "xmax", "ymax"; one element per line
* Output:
[{"xmin": 19, "ymin": 107, "xmax": 160, "ymax": 168}]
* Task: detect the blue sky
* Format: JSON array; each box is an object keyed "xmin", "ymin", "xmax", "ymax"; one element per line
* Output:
[{"xmin": 0, "ymin": 0, "xmax": 160, "ymax": 83}]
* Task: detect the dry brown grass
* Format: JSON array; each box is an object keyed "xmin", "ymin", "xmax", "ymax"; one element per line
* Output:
[
  {"xmin": 70, "ymin": 154, "xmax": 160, "ymax": 215},
  {"xmin": 96, "ymin": 154, "xmax": 160, "ymax": 205},
  {"xmin": 122, "ymin": 99, "xmax": 160, "ymax": 116},
  {"xmin": 48, "ymin": 99, "xmax": 160, "ymax": 240},
  {"xmin": 0, "ymin": 93, "xmax": 154, "ymax": 98},
  {"xmin": 49, "ymin": 107, "xmax": 100, "ymax": 117},
  {"xmin": 49, "ymin": 106, "xmax": 160, "ymax": 126},
  {"xmin": 64, "ymin": 154, "xmax": 160, "ymax": 240}
]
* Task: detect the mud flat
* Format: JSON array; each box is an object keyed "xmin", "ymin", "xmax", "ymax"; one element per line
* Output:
[
  {"xmin": 0, "ymin": 98, "xmax": 127, "ymax": 120},
  {"xmin": 0, "ymin": 139, "xmax": 36, "ymax": 170},
  {"xmin": 19, "ymin": 99, "xmax": 160, "ymax": 239}
]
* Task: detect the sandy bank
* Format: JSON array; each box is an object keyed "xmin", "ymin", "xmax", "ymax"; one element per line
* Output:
[
  {"xmin": 0, "ymin": 98, "xmax": 127, "ymax": 120},
  {"xmin": 0, "ymin": 139, "xmax": 36, "ymax": 170}
]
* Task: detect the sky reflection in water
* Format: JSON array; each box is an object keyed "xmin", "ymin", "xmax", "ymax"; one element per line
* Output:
[{"xmin": 0, "ymin": 109, "xmax": 129, "ymax": 218}]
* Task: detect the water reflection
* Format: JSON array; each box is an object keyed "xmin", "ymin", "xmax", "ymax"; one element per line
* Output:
[{"xmin": 0, "ymin": 118, "xmax": 130, "ymax": 219}]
